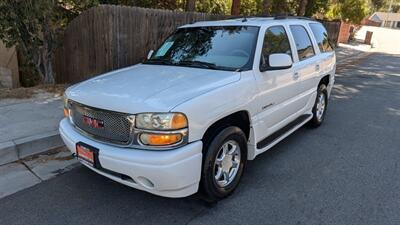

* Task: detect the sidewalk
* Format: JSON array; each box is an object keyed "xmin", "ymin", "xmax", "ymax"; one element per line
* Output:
[
  {"xmin": 0, "ymin": 92, "xmax": 65, "ymax": 166},
  {"xmin": 0, "ymin": 147, "xmax": 77, "ymax": 198},
  {"xmin": 0, "ymin": 90, "xmax": 77, "ymax": 199}
]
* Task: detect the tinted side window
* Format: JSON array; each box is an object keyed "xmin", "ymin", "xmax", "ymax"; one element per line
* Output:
[
  {"xmin": 260, "ymin": 26, "xmax": 292, "ymax": 67},
  {"xmin": 309, "ymin": 23, "xmax": 333, "ymax": 52},
  {"xmin": 289, "ymin": 25, "xmax": 315, "ymax": 60}
]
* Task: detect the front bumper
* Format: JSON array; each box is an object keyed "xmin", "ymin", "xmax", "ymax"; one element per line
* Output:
[{"xmin": 59, "ymin": 118, "xmax": 203, "ymax": 198}]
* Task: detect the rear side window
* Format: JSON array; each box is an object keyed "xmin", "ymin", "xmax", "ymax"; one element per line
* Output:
[
  {"xmin": 289, "ymin": 25, "xmax": 315, "ymax": 61},
  {"xmin": 260, "ymin": 26, "xmax": 292, "ymax": 67},
  {"xmin": 309, "ymin": 23, "xmax": 333, "ymax": 52}
]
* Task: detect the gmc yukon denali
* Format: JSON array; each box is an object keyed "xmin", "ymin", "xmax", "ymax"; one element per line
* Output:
[{"xmin": 60, "ymin": 17, "xmax": 336, "ymax": 200}]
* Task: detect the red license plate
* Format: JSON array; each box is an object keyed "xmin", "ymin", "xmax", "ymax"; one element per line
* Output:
[{"xmin": 76, "ymin": 143, "xmax": 95, "ymax": 166}]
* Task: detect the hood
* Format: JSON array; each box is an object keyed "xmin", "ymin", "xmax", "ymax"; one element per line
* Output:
[{"xmin": 67, "ymin": 64, "xmax": 241, "ymax": 114}]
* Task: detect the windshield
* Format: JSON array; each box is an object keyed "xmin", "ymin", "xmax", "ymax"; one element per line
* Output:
[{"xmin": 145, "ymin": 26, "xmax": 260, "ymax": 71}]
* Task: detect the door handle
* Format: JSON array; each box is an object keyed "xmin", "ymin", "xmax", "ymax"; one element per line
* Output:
[
  {"xmin": 315, "ymin": 64, "xmax": 320, "ymax": 71},
  {"xmin": 293, "ymin": 72, "xmax": 299, "ymax": 80}
]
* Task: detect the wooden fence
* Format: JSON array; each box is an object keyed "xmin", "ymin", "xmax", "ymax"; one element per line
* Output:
[
  {"xmin": 321, "ymin": 20, "xmax": 341, "ymax": 47},
  {"xmin": 55, "ymin": 5, "xmax": 341, "ymax": 83},
  {"xmin": 54, "ymin": 5, "xmax": 223, "ymax": 83}
]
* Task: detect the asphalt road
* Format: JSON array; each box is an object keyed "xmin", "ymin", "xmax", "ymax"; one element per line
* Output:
[{"xmin": 1, "ymin": 52, "xmax": 399, "ymax": 225}]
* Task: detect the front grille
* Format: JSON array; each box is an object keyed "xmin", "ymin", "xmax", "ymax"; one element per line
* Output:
[{"xmin": 69, "ymin": 101, "xmax": 133, "ymax": 145}]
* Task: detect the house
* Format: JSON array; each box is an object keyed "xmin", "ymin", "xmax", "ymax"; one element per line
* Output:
[{"xmin": 369, "ymin": 12, "xmax": 400, "ymax": 29}]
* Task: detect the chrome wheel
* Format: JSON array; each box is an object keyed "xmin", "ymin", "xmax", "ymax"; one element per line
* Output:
[
  {"xmin": 213, "ymin": 140, "xmax": 241, "ymax": 188},
  {"xmin": 316, "ymin": 93, "xmax": 326, "ymax": 121}
]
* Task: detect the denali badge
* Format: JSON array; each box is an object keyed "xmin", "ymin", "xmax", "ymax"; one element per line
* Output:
[{"xmin": 83, "ymin": 116, "xmax": 104, "ymax": 129}]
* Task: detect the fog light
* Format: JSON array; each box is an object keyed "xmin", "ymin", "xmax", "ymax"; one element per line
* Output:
[
  {"xmin": 139, "ymin": 133, "xmax": 182, "ymax": 146},
  {"xmin": 137, "ymin": 176, "xmax": 154, "ymax": 189}
]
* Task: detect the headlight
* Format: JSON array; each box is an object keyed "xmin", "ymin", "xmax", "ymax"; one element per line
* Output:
[
  {"xmin": 135, "ymin": 113, "xmax": 188, "ymax": 147},
  {"xmin": 135, "ymin": 113, "xmax": 187, "ymax": 130},
  {"xmin": 63, "ymin": 94, "xmax": 70, "ymax": 118}
]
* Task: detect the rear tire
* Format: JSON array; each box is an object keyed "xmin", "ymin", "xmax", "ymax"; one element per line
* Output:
[
  {"xmin": 308, "ymin": 84, "xmax": 328, "ymax": 128},
  {"xmin": 200, "ymin": 126, "xmax": 247, "ymax": 202}
]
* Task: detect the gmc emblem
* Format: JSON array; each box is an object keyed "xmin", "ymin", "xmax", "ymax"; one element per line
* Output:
[{"xmin": 83, "ymin": 116, "xmax": 104, "ymax": 129}]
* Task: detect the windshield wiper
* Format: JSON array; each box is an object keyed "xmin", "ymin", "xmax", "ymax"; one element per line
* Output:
[
  {"xmin": 146, "ymin": 59, "xmax": 237, "ymax": 71},
  {"xmin": 177, "ymin": 60, "xmax": 219, "ymax": 70},
  {"xmin": 144, "ymin": 58, "xmax": 174, "ymax": 65}
]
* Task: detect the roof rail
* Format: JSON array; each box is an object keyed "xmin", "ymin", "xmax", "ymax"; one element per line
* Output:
[
  {"xmin": 274, "ymin": 15, "xmax": 315, "ymax": 20},
  {"xmin": 226, "ymin": 15, "xmax": 255, "ymax": 22},
  {"xmin": 225, "ymin": 15, "xmax": 315, "ymax": 22}
]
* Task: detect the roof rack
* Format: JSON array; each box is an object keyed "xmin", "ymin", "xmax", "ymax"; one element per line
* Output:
[
  {"xmin": 274, "ymin": 15, "xmax": 315, "ymax": 20},
  {"xmin": 225, "ymin": 15, "xmax": 315, "ymax": 22},
  {"xmin": 226, "ymin": 15, "xmax": 255, "ymax": 22}
]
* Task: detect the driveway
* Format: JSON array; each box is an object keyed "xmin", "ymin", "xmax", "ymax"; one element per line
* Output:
[{"xmin": 0, "ymin": 32, "xmax": 399, "ymax": 225}]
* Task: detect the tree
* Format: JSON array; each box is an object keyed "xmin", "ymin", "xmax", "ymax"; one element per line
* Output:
[
  {"xmin": 371, "ymin": 0, "xmax": 386, "ymax": 10},
  {"xmin": 196, "ymin": 0, "xmax": 230, "ymax": 14},
  {"xmin": 304, "ymin": 0, "xmax": 329, "ymax": 17},
  {"xmin": 231, "ymin": 0, "xmax": 241, "ymax": 15},
  {"xmin": 326, "ymin": 0, "xmax": 370, "ymax": 24},
  {"xmin": 240, "ymin": 0, "xmax": 262, "ymax": 15},
  {"xmin": 0, "ymin": 0, "xmax": 97, "ymax": 84},
  {"xmin": 393, "ymin": 4, "xmax": 400, "ymax": 12},
  {"xmin": 262, "ymin": 0, "xmax": 272, "ymax": 16},
  {"xmin": 297, "ymin": 0, "xmax": 308, "ymax": 16},
  {"xmin": 186, "ymin": 0, "xmax": 196, "ymax": 11},
  {"xmin": 272, "ymin": 0, "xmax": 289, "ymax": 15}
]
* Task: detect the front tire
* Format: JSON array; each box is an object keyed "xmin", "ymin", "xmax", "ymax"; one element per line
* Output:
[
  {"xmin": 308, "ymin": 84, "xmax": 328, "ymax": 128},
  {"xmin": 200, "ymin": 126, "xmax": 247, "ymax": 201}
]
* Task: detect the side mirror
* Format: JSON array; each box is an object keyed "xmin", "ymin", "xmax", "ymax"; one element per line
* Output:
[
  {"xmin": 260, "ymin": 53, "xmax": 292, "ymax": 72},
  {"xmin": 268, "ymin": 53, "xmax": 292, "ymax": 69},
  {"xmin": 147, "ymin": 50, "xmax": 154, "ymax": 60}
]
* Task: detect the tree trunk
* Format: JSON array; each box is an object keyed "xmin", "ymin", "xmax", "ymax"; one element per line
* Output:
[
  {"xmin": 33, "ymin": 47, "xmax": 55, "ymax": 84},
  {"xmin": 231, "ymin": 0, "xmax": 240, "ymax": 15},
  {"xmin": 262, "ymin": 0, "xmax": 272, "ymax": 16},
  {"xmin": 42, "ymin": 52, "xmax": 55, "ymax": 84},
  {"xmin": 297, "ymin": 0, "xmax": 308, "ymax": 16},
  {"xmin": 185, "ymin": 0, "xmax": 196, "ymax": 11},
  {"xmin": 39, "ymin": 19, "xmax": 55, "ymax": 84}
]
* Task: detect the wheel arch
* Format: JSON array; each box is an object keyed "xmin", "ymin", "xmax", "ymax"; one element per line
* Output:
[
  {"xmin": 319, "ymin": 74, "xmax": 331, "ymax": 87},
  {"xmin": 201, "ymin": 110, "xmax": 251, "ymax": 153}
]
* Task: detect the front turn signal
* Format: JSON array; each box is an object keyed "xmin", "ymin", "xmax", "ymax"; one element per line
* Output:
[
  {"xmin": 63, "ymin": 95, "xmax": 70, "ymax": 118},
  {"xmin": 139, "ymin": 133, "xmax": 182, "ymax": 146},
  {"xmin": 64, "ymin": 108, "xmax": 70, "ymax": 118}
]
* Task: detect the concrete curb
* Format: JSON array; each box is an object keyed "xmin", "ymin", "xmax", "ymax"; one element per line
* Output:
[
  {"xmin": 0, "ymin": 131, "xmax": 64, "ymax": 166},
  {"xmin": 0, "ymin": 142, "xmax": 18, "ymax": 166}
]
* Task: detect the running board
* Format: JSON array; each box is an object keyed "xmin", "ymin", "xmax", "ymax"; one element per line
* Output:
[{"xmin": 256, "ymin": 114, "xmax": 312, "ymax": 149}]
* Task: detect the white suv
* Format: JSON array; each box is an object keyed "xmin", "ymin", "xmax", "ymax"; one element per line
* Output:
[{"xmin": 60, "ymin": 17, "xmax": 336, "ymax": 200}]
